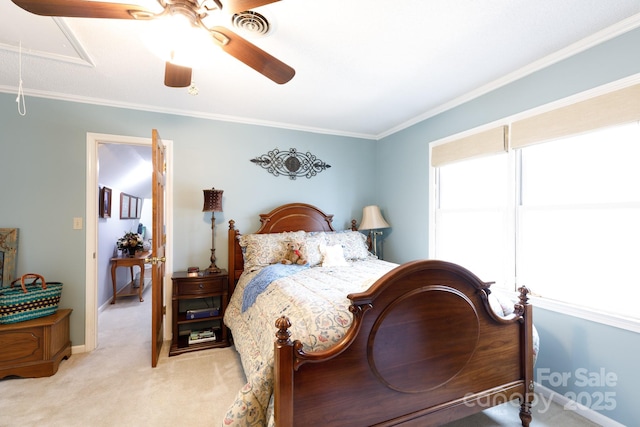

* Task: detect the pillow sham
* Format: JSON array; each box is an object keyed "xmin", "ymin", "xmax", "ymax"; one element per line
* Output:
[
  {"xmin": 304, "ymin": 232, "xmax": 328, "ymax": 267},
  {"xmin": 323, "ymin": 230, "xmax": 370, "ymax": 260},
  {"xmin": 239, "ymin": 231, "xmax": 306, "ymax": 271}
]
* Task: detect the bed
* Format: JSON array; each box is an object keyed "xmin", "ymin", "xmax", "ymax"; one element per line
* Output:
[{"xmin": 223, "ymin": 203, "xmax": 536, "ymax": 426}]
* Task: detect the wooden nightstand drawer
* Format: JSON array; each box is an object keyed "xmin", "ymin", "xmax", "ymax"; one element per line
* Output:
[{"xmin": 178, "ymin": 278, "xmax": 224, "ymax": 296}]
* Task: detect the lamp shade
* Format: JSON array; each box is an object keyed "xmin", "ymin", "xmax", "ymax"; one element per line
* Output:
[
  {"xmin": 358, "ymin": 205, "xmax": 390, "ymax": 230},
  {"xmin": 202, "ymin": 188, "xmax": 223, "ymax": 212}
]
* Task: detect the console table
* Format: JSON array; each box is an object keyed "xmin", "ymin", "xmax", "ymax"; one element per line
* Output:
[{"xmin": 110, "ymin": 251, "xmax": 150, "ymax": 304}]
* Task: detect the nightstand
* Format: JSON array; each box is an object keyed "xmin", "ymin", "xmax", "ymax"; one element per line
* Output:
[{"xmin": 169, "ymin": 270, "xmax": 230, "ymax": 356}]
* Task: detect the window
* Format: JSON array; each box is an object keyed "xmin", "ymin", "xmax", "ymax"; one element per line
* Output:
[
  {"xmin": 435, "ymin": 153, "xmax": 513, "ymax": 289},
  {"xmin": 518, "ymin": 122, "xmax": 640, "ymax": 318},
  {"xmin": 434, "ymin": 121, "xmax": 640, "ymax": 321}
]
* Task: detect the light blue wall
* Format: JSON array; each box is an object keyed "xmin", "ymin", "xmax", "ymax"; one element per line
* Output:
[
  {"xmin": 0, "ymin": 95, "xmax": 376, "ymax": 346},
  {"xmin": 377, "ymin": 27, "xmax": 640, "ymax": 426},
  {"xmin": 534, "ymin": 308, "xmax": 639, "ymax": 426}
]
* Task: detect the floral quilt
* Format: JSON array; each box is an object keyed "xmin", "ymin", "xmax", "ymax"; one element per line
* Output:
[
  {"xmin": 222, "ymin": 258, "xmax": 397, "ymax": 426},
  {"xmin": 221, "ymin": 259, "xmax": 539, "ymax": 426}
]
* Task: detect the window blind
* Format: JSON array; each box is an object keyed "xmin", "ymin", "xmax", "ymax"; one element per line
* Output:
[
  {"xmin": 431, "ymin": 125, "xmax": 508, "ymax": 167},
  {"xmin": 511, "ymin": 83, "xmax": 640, "ymax": 149}
]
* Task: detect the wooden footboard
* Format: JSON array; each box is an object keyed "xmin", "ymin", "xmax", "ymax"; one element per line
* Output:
[
  {"xmin": 227, "ymin": 203, "xmax": 534, "ymax": 426},
  {"xmin": 273, "ymin": 260, "xmax": 534, "ymax": 426}
]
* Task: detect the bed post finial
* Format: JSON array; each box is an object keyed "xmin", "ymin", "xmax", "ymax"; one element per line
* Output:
[
  {"xmin": 513, "ymin": 286, "xmax": 531, "ymax": 317},
  {"xmin": 275, "ymin": 315, "xmax": 292, "ymax": 345},
  {"xmin": 228, "ymin": 219, "xmax": 236, "ymax": 230},
  {"xmin": 518, "ymin": 286, "xmax": 530, "ymax": 305}
]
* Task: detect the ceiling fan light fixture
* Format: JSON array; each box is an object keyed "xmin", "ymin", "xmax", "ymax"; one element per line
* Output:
[
  {"xmin": 142, "ymin": 10, "xmax": 215, "ymax": 68},
  {"xmin": 164, "ymin": 61, "xmax": 192, "ymax": 87},
  {"xmin": 12, "ymin": 0, "xmax": 295, "ymax": 85}
]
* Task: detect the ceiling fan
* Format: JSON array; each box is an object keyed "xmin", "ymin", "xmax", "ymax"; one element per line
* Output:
[{"xmin": 10, "ymin": 0, "xmax": 295, "ymax": 87}]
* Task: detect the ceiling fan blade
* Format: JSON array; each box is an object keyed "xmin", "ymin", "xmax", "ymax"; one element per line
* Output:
[
  {"xmin": 10, "ymin": 0, "xmax": 156, "ymax": 19},
  {"xmin": 210, "ymin": 26, "xmax": 294, "ymax": 84},
  {"xmin": 222, "ymin": 0, "xmax": 280, "ymax": 15},
  {"xmin": 164, "ymin": 62, "xmax": 193, "ymax": 88}
]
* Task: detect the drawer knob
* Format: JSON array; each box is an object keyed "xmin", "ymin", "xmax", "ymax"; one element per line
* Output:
[{"xmin": 199, "ymin": 283, "xmax": 203, "ymax": 289}]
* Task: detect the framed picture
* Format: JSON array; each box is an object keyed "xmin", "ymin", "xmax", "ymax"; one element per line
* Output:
[
  {"xmin": 100, "ymin": 186, "xmax": 112, "ymax": 218},
  {"xmin": 119, "ymin": 193, "xmax": 142, "ymax": 219},
  {"xmin": 131, "ymin": 197, "xmax": 138, "ymax": 219},
  {"xmin": 120, "ymin": 193, "xmax": 130, "ymax": 219},
  {"xmin": 0, "ymin": 228, "xmax": 18, "ymax": 287}
]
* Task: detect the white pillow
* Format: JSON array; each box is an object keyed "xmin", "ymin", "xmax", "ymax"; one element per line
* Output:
[{"xmin": 320, "ymin": 244, "xmax": 348, "ymax": 267}]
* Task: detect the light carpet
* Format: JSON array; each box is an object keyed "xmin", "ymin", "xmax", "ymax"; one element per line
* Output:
[
  {"xmin": 0, "ymin": 289, "xmax": 245, "ymax": 426},
  {"xmin": 0, "ymin": 289, "xmax": 598, "ymax": 426}
]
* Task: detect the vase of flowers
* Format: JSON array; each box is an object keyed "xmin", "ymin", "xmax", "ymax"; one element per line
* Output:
[{"xmin": 117, "ymin": 232, "xmax": 143, "ymax": 257}]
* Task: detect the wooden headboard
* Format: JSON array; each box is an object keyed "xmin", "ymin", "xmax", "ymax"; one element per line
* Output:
[{"xmin": 227, "ymin": 203, "xmax": 337, "ymax": 293}]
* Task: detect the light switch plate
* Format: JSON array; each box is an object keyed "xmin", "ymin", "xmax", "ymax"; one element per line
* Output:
[{"xmin": 73, "ymin": 217, "xmax": 83, "ymax": 230}]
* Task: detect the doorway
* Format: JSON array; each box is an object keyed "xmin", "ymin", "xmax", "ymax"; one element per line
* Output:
[{"xmin": 85, "ymin": 133, "xmax": 174, "ymax": 354}]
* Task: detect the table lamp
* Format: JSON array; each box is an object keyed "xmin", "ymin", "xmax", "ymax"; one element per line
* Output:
[
  {"xmin": 358, "ymin": 205, "xmax": 390, "ymax": 258},
  {"xmin": 202, "ymin": 187, "xmax": 223, "ymax": 273}
]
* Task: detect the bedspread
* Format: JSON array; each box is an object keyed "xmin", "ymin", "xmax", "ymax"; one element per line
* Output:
[
  {"xmin": 222, "ymin": 259, "xmax": 539, "ymax": 426},
  {"xmin": 222, "ymin": 258, "xmax": 397, "ymax": 426},
  {"xmin": 242, "ymin": 263, "xmax": 309, "ymax": 312}
]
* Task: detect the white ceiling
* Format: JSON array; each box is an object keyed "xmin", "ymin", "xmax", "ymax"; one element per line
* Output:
[
  {"xmin": 1, "ymin": 1, "xmax": 640, "ymax": 140},
  {"xmin": 99, "ymin": 142, "xmax": 152, "ymax": 200}
]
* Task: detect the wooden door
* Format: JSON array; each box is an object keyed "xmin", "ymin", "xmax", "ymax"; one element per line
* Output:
[{"xmin": 151, "ymin": 129, "xmax": 166, "ymax": 367}]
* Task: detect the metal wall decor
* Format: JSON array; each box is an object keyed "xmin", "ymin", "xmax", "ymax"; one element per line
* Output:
[{"xmin": 250, "ymin": 148, "xmax": 331, "ymax": 179}]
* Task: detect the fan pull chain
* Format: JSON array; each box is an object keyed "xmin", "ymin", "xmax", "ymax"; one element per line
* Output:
[{"xmin": 16, "ymin": 42, "xmax": 26, "ymax": 116}]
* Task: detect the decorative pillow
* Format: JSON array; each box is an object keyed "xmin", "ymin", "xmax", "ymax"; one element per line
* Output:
[
  {"xmin": 239, "ymin": 231, "xmax": 306, "ymax": 271},
  {"xmin": 324, "ymin": 230, "xmax": 370, "ymax": 260},
  {"xmin": 304, "ymin": 232, "xmax": 328, "ymax": 267},
  {"xmin": 320, "ymin": 244, "xmax": 348, "ymax": 267}
]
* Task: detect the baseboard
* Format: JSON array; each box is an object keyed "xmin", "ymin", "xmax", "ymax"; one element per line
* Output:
[
  {"xmin": 71, "ymin": 344, "xmax": 86, "ymax": 354},
  {"xmin": 535, "ymin": 383, "xmax": 625, "ymax": 427},
  {"xmin": 99, "ymin": 299, "xmax": 111, "ymax": 313}
]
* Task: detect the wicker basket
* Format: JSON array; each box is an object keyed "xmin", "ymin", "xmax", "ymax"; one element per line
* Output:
[{"xmin": 0, "ymin": 274, "xmax": 62, "ymax": 324}]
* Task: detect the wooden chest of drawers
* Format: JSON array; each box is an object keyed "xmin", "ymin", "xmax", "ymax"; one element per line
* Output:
[{"xmin": 0, "ymin": 309, "xmax": 72, "ymax": 379}]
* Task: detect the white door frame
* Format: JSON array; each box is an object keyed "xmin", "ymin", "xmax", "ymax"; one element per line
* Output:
[{"xmin": 85, "ymin": 132, "xmax": 174, "ymax": 352}]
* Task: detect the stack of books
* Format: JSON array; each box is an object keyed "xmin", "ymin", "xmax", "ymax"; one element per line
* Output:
[
  {"xmin": 188, "ymin": 328, "xmax": 216, "ymax": 344},
  {"xmin": 186, "ymin": 307, "xmax": 219, "ymax": 319}
]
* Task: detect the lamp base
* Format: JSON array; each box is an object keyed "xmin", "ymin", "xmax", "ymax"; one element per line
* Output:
[
  {"xmin": 370, "ymin": 230, "xmax": 383, "ymax": 259},
  {"xmin": 207, "ymin": 215, "xmax": 220, "ymax": 274},
  {"xmin": 206, "ymin": 265, "xmax": 221, "ymax": 274}
]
